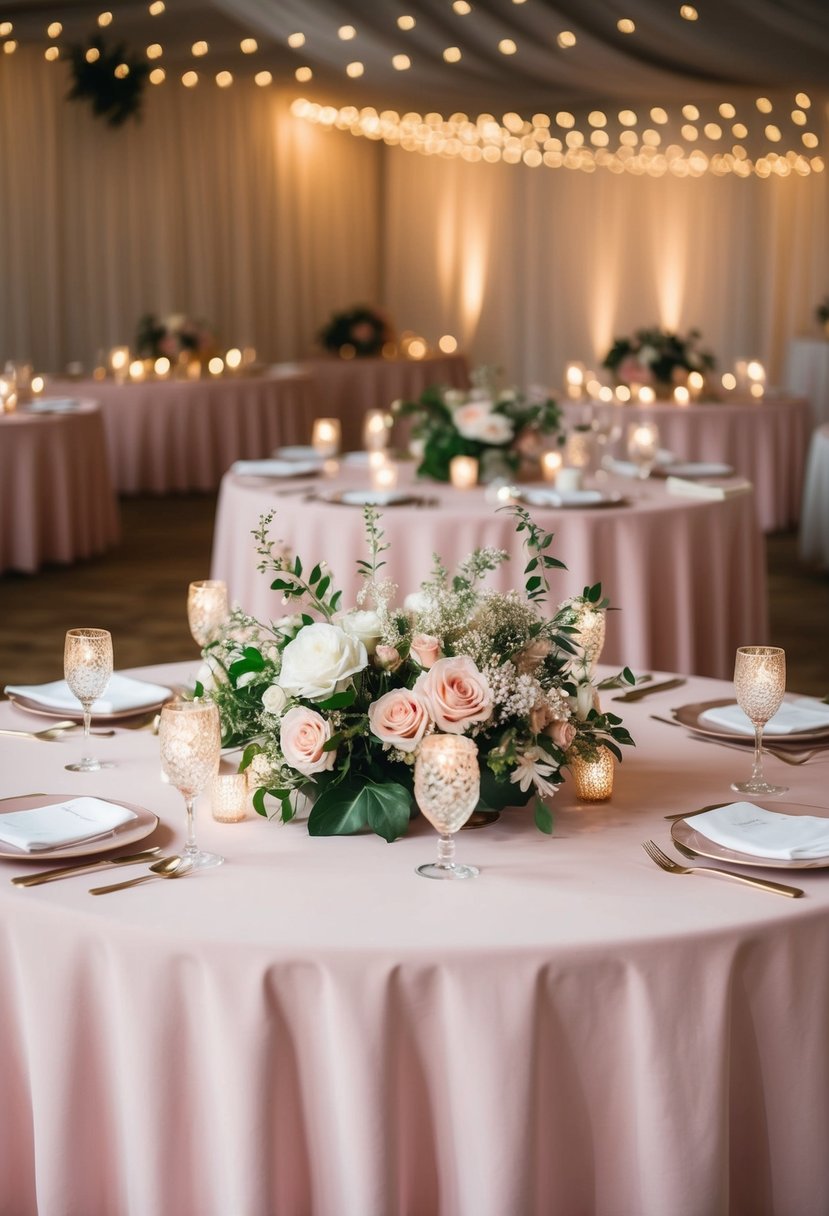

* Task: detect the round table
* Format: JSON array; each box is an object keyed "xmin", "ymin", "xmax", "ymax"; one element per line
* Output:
[
  {"xmin": 48, "ymin": 369, "xmax": 316, "ymax": 494},
  {"xmin": 799, "ymin": 423, "xmax": 829, "ymax": 570},
  {"xmin": 1, "ymin": 661, "xmax": 828, "ymax": 1216},
  {"xmin": 785, "ymin": 336, "xmax": 829, "ymax": 426},
  {"xmin": 562, "ymin": 394, "xmax": 812, "ymax": 532},
  {"xmin": 211, "ymin": 465, "xmax": 767, "ymax": 680},
  {"xmin": 0, "ymin": 403, "xmax": 119, "ymax": 574}
]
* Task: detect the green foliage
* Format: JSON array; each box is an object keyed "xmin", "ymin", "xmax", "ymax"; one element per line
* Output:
[
  {"xmin": 308, "ymin": 778, "xmax": 412, "ymax": 842},
  {"xmin": 67, "ymin": 35, "xmax": 149, "ymax": 127}
]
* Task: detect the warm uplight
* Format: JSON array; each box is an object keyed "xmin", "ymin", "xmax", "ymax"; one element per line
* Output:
[
  {"xmin": 287, "ymin": 32, "xmax": 306, "ymax": 48},
  {"xmin": 255, "ymin": 70, "xmax": 272, "ymax": 86},
  {"xmin": 192, "ymin": 41, "xmax": 208, "ymax": 56},
  {"xmin": 182, "ymin": 71, "xmax": 198, "ymax": 87},
  {"xmin": 208, "ymin": 357, "xmax": 224, "ymax": 376},
  {"xmin": 439, "ymin": 334, "xmax": 458, "ymax": 353},
  {"xmin": 240, "ymin": 38, "xmax": 258, "ymax": 54},
  {"xmin": 149, "ymin": 67, "xmax": 165, "ymax": 83},
  {"xmin": 46, "ymin": 22, "xmax": 62, "ymax": 37},
  {"xmin": 617, "ymin": 18, "xmax": 635, "ymax": 33},
  {"xmin": 557, "ymin": 31, "xmax": 576, "ymax": 48}
]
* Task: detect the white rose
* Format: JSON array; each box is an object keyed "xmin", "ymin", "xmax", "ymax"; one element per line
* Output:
[
  {"xmin": 454, "ymin": 401, "xmax": 495, "ymax": 440},
  {"xmin": 476, "ymin": 413, "xmax": 514, "ymax": 444},
  {"xmin": 339, "ymin": 609, "xmax": 383, "ymax": 656},
  {"xmin": 271, "ymin": 613, "xmax": 304, "ymax": 638},
  {"xmin": 278, "ymin": 622, "xmax": 367, "ymax": 701},
  {"xmin": 262, "ymin": 684, "xmax": 288, "ymax": 716}
]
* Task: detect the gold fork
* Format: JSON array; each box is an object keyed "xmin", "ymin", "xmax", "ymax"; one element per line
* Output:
[{"xmin": 641, "ymin": 839, "xmax": 803, "ymax": 898}]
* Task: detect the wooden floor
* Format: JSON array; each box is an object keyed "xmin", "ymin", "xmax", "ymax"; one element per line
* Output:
[{"xmin": 0, "ymin": 494, "xmax": 827, "ymax": 695}]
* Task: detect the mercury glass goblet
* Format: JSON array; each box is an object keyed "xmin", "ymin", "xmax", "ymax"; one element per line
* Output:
[
  {"xmin": 159, "ymin": 700, "xmax": 224, "ymax": 869},
  {"xmin": 64, "ymin": 628, "xmax": 114, "ymax": 772},
  {"xmin": 187, "ymin": 580, "xmax": 228, "ymax": 649},
  {"xmin": 414, "ymin": 735, "xmax": 481, "ymax": 880},
  {"xmin": 731, "ymin": 646, "xmax": 787, "ymax": 796}
]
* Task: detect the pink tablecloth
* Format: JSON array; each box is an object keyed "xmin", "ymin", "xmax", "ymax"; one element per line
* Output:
[
  {"xmin": 799, "ymin": 423, "xmax": 829, "ymax": 570},
  {"xmin": 0, "ymin": 403, "xmax": 119, "ymax": 574},
  {"xmin": 1, "ymin": 660, "xmax": 828, "ymax": 1216},
  {"xmin": 49, "ymin": 370, "xmax": 316, "ymax": 494},
  {"xmin": 563, "ymin": 394, "xmax": 812, "ymax": 531},
  {"xmin": 301, "ymin": 352, "xmax": 470, "ymax": 450},
  {"xmin": 211, "ymin": 466, "xmax": 767, "ymax": 680}
]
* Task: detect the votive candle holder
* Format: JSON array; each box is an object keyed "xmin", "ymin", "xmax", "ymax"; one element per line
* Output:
[
  {"xmin": 569, "ymin": 749, "xmax": 614, "ymax": 802},
  {"xmin": 449, "ymin": 455, "xmax": 478, "ymax": 489},
  {"xmin": 211, "ymin": 773, "xmax": 250, "ymax": 823},
  {"xmin": 312, "ymin": 417, "xmax": 341, "ymax": 458}
]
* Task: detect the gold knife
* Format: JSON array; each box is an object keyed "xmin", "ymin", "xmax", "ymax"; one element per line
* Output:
[
  {"xmin": 11, "ymin": 847, "xmax": 162, "ymax": 887},
  {"xmin": 612, "ymin": 677, "xmax": 687, "ymax": 703}
]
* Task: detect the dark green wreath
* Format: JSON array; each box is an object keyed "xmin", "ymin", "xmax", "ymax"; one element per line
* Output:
[{"xmin": 67, "ymin": 35, "xmax": 149, "ymax": 127}]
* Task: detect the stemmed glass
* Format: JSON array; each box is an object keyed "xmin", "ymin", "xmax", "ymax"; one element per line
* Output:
[
  {"xmin": 187, "ymin": 580, "xmax": 228, "ymax": 649},
  {"xmin": 159, "ymin": 700, "xmax": 224, "ymax": 869},
  {"xmin": 626, "ymin": 421, "xmax": 660, "ymax": 479},
  {"xmin": 414, "ymin": 735, "xmax": 481, "ymax": 880},
  {"xmin": 731, "ymin": 646, "xmax": 788, "ymax": 796},
  {"xmin": 64, "ymin": 628, "xmax": 114, "ymax": 772}
]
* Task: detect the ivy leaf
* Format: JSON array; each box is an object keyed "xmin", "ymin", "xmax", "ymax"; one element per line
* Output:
[
  {"xmin": 534, "ymin": 798, "xmax": 554, "ymax": 835},
  {"xmin": 252, "ymin": 787, "xmax": 270, "ymax": 818}
]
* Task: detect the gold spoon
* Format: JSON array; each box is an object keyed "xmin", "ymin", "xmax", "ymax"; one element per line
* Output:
[{"xmin": 89, "ymin": 855, "xmax": 193, "ymax": 895}]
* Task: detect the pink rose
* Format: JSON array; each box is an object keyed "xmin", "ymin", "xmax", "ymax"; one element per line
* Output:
[
  {"xmin": 545, "ymin": 720, "xmax": 577, "ymax": 750},
  {"xmin": 415, "ymin": 656, "xmax": 493, "ymax": 734},
  {"xmin": 279, "ymin": 705, "xmax": 336, "ymax": 776},
  {"xmin": 410, "ymin": 633, "xmax": 441, "ymax": 669},
  {"xmin": 375, "ymin": 644, "xmax": 402, "ymax": 672},
  {"xmin": 368, "ymin": 688, "xmax": 430, "ymax": 753}
]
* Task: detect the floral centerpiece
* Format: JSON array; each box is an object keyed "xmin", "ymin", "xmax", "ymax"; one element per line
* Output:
[
  {"xmin": 319, "ymin": 305, "xmax": 393, "ymax": 358},
  {"xmin": 603, "ymin": 326, "xmax": 715, "ymax": 391},
  {"xmin": 135, "ymin": 313, "xmax": 216, "ymax": 361},
  {"xmin": 394, "ymin": 367, "xmax": 563, "ymax": 483},
  {"xmin": 201, "ymin": 507, "xmax": 634, "ymax": 843}
]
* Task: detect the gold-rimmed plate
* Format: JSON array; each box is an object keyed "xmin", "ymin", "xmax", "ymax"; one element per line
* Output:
[
  {"xmin": 673, "ymin": 698, "xmax": 829, "ymax": 747},
  {"xmin": 671, "ymin": 800, "xmax": 829, "ymax": 870},
  {"xmin": 5, "ymin": 687, "xmax": 172, "ymax": 725},
  {"xmin": 514, "ymin": 487, "xmax": 630, "ymax": 510},
  {"xmin": 0, "ymin": 793, "xmax": 159, "ymax": 862},
  {"xmin": 313, "ymin": 489, "xmax": 436, "ymax": 508}
]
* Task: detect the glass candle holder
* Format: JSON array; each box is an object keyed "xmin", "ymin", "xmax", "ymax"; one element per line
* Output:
[
  {"xmin": 687, "ymin": 371, "xmax": 704, "ymax": 399},
  {"xmin": 541, "ymin": 450, "xmax": 563, "ymax": 482},
  {"xmin": 569, "ymin": 748, "xmax": 614, "ymax": 802},
  {"xmin": 627, "ymin": 421, "xmax": 660, "ymax": 478},
  {"xmin": 363, "ymin": 408, "xmax": 392, "ymax": 452},
  {"xmin": 673, "ymin": 385, "xmax": 690, "ymax": 406},
  {"xmin": 188, "ymin": 580, "xmax": 229, "ymax": 649},
  {"xmin": 210, "ymin": 773, "xmax": 250, "ymax": 822},
  {"xmin": 110, "ymin": 347, "xmax": 130, "ymax": 383},
  {"xmin": 129, "ymin": 359, "xmax": 146, "ymax": 383},
  {"xmin": 564, "ymin": 361, "xmax": 586, "ymax": 399},
  {"xmin": 449, "ymin": 455, "xmax": 478, "ymax": 489},
  {"xmin": 371, "ymin": 459, "xmax": 399, "ymax": 492},
  {"xmin": 637, "ymin": 385, "xmax": 656, "ymax": 405},
  {"xmin": 312, "ymin": 417, "xmax": 341, "ymax": 458}
]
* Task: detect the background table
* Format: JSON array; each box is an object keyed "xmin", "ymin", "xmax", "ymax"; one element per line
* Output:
[
  {"xmin": 799, "ymin": 423, "xmax": 829, "ymax": 571},
  {"xmin": 212, "ymin": 465, "xmax": 767, "ymax": 680},
  {"xmin": 299, "ymin": 352, "xmax": 470, "ymax": 451},
  {"xmin": 785, "ymin": 337, "xmax": 829, "ymax": 425},
  {"xmin": 1, "ymin": 661, "xmax": 828, "ymax": 1216},
  {"xmin": 48, "ymin": 369, "xmax": 316, "ymax": 494},
  {"xmin": 562, "ymin": 394, "xmax": 812, "ymax": 532},
  {"xmin": 0, "ymin": 403, "xmax": 119, "ymax": 574}
]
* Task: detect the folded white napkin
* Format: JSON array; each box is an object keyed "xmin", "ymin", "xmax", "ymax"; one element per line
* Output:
[
  {"xmin": 699, "ymin": 698, "xmax": 829, "ymax": 736},
  {"xmin": 231, "ymin": 458, "xmax": 321, "ymax": 478},
  {"xmin": 0, "ymin": 796, "xmax": 137, "ymax": 852},
  {"xmin": 687, "ymin": 801, "xmax": 829, "ymax": 860},
  {"xmin": 522, "ymin": 487, "xmax": 605, "ymax": 507},
  {"xmin": 666, "ymin": 476, "xmax": 752, "ymax": 500},
  {"xmin": 662, "ymin": 461, "xmax": 734, "ymax": 479},
  {"xmin": 4, "ymin": 672, "xmax": 170, "ymax": 715}
]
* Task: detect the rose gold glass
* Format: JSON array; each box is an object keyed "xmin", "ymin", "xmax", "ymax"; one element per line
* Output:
[
  {"xmin": 414, "ymin": 735, "xmax": 480, "ymax": 880},
  {"xmin": 63, "ymin": 628, "xmax": 114, "ymax": 772},
  {"xmin": 187, "ymin": 580, "xmax": 228, "ymax": 649},
  {"xmin": 731, "ymin": 646, "xmax": 787, "ymax": 796},
  {"xmin": 159, "ymin": 700, "xmax": 223, "ymax": 868}
]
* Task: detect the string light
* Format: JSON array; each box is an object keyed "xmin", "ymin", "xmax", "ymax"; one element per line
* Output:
[
  {"xmin": 617, "ymin": 19, "xmax": 636, "ymax": 33},
  {"xmin": 453, "ymin": 1, "xmax": 472, "ymax": 12},
  {"xmin": 46, "ymin": 22, "xmax": 62, "ymax": 38},
  {"xmin": 216, "ymin": 71, "xmax": 233, "ymax": 87},
  {"xmin": 392, "ymin": 54, "xmax": 411, "ymax": 70},
  {"xmin": 397, "ymin": 16, "xmax": 415, "ymax": 30},
  {"xmin": 679, "ymin": 5, "xmax": 698, "ymax": 19},
  {"xmin": 98, "ymin": 12, "xmax": 113, "ymax": 27},
  {"xmin": 255, "ymin": 70, "xmax": 272, "ymax": 86},
  {"xmin": 2, "ymin": 40, "xmax": 16, "ymax": 53},
  {"xmin": 149, "ymin": 67, "xmax": 165, "ymax": 84},
  {"xmin": 86, "ymin": 47, "xmax": 100, "ymax": 62},
  {"xmin": 295, "ymin": 66, "xmax": 312, "ymax": 81},
  {"xmin": 498, "ymin": 39, "xmax": 517, "ymax": 54},
  {"xmin": 287, "ymin": 32, "xmax": 305, "ymax": 48},
  {"xmin": 44, "ymin": 46, "xmax": 59, "ymax": 61},
  {"xmin": 146, "ymin": 44, "xmax": 163, "ymax": 59},
  {"xmin": 346, "ymin": 61, "xmax": 364, "ymax": 77},
  {"xmin": 240, "ymin": 38, "xmax": 258, "ymax": 54},
  {"xmin": 182, "ymin": 70, "xmax": 198, "ymax": 87},
  {"xmin": 0, "ymin": 21, "xmax": 12, "ymax": 35},
  {"xmin": 114, "ymin": 63, "xmax": 129, "ymax": 78},
  {"xmin": 149, "ymin": 1, "xmax": 165, "ymax": 13},
  {"xmin": 443, "ymin": 46, "xmax": 462, "ymax": 62},
  {"xmin": 557, "ymin": 31, "xmax": 576, "ymax": 48},
  {"xmin": 191, "ymin": 41, "xmax": 208, "ymax": 56},
  {"xmin": 338, "ymin": 25, "xmax": 356, "ymax": 40}
]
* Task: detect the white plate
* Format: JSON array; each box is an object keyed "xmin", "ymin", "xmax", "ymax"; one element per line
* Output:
[
  {"xmin": 660, "ymin": 461, "xmax": 734, "ymax": 479},
  {"xmin": 671, "ymin": 801, "xmax": 829, "ymax": 870},
  {"xmin": 673, "ymin": 698, "xmax": 829, "ymax": 746},
  {"xmin": 516, "ymin": 487, "xmax": 629, "ymax": 510},
  {"xmin": 232, "ymin": 459, "xmax": 321, "ymax": 479},
  {"xmin": 4, "ymin": 674, "xmax": 172, "ymax": 723},
  {"xmin": 0, "ymin": 794, "xmax": 159, "ymax": 861},
  {"xmin": 316, "ymin": 489, "xmax": 432, "ymax": 508},
  {"xmin": 273, "ymin": 445, "xmax": 319, "ymax": 462}
]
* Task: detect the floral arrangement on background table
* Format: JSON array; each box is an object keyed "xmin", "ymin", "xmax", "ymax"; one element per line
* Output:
[
  {"xmin": 816, "ymin": 297, "xmax": 829, "ymax": 334},
  {"xmin": 603, "ymin": 326, "xmax": 715, "ymax": 392},
  {"xmin": 201, "ymin": 507, "xmax": 634, "ymax": 842},
  {"xmin": 319, "ymin": 305, "xmax": 394, "ymax": 358},
  {"xmin": 135, "ymin": 313, "xmax": 216, "ymax": 361},
  {"xmin": 394, "ymin": 367, "xmax": 563, "ymax": 483}
]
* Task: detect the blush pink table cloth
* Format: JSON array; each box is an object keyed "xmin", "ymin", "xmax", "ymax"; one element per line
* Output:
[
  {"xmin": 562, "ymin": 394, "xmax": 812, "ymax": 532},
  {"xmin": 0, "ymin": 403, "xmax": 119, "ymax": 574},
  {"xmin": 211, "ymin": 465, "xmax": 767, "ymax": 680},
  {"xmin": 799, "ymin": 423, "xmax": 829, "ymax": 570},
  {"xmin": 1, "ymin": 660, "xmax": 828, "ymax": 1216},
  {"xmin": 300, "ymin": 352, "xmax": 470, "ymax": 451},
  {"xmin": 48, "ymin": 369, "xmax": 316, "ymax": 495}
]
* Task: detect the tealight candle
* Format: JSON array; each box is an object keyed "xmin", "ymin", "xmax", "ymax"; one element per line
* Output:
[
  {"xmin": 541, "ymin": 449, "xmax": 563, "ymax": 481},
  {"xmin": 154, "ymin": 356, "xmax": 171, "ymax": 378},
  {"xmin": 372, "ymin": 459, "xmax": 399, "ymax": 491},
  {"xmin": 673, "ymin": 385, "xmax": 690, "ymax": 406},
  {"xmin": 129, "ymin": 359, "xmax": 146, "ymax": 382},
  {"xmin": 555, "ymin": 466, "xmax": 584, "ymax": 492},
  {"xmin": 638, "ymin": 385, "xmax": 656, "ymax": 405},
  {"xmin": 312, "ymin": 417, "xmax": 341, "ymax": 457},
  {"xmin": 564, "ymin": 361, "xmax": 585, "ymax": 400},
  {"xmin": 110, "ymin": 346, "xmax": 130, "ymax": 383},
  {"xmin": 210, "ymin": 773, "xmax": 250, "ymax": 823},
  {"xmin": 368, "ymin": 449, "xmax": 387, "ymax": 471},
  {"xmin": 225, "ymin": 347, "xmax": 242, "ymax": 372},
  {"xmin": 31, "ymin": 374, "xmax": 45, "ymax": 396},
  {"xmin": 208, "ymin": 357, "xmax": 224, "ymax": 377},
  {"xmin": 363, "ymin": 408, "xmax": 392, "ymax": 452},
  {"xmin": 687, "ymin": 370, "xmax": 704, "ymax": 398},
  {"xmin": 615, "ymin": 384, "xmax": 631, "ymax": 403},
  {"xmin": 750, "ymin": 382, "xmax": 765, "ymax": 400},
  {"xmin": 627, "ymin": 421, "xmax": 660, "ymax": 478},
  {"xmin": 569, "ymin": 748, "xmax": 614, "ymax": 802},
  {"xmin": 449, "ymin": 455, "xmax": 478, "ymax": 489},
  {"xmin": 721, "ymin": 372, "xmax": 737, "ymax": 392}
]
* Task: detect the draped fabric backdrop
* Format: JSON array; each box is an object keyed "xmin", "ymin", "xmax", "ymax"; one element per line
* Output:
[{"xmin": 0, "ymin": 49, "xmax": 826, "ymax": 387}]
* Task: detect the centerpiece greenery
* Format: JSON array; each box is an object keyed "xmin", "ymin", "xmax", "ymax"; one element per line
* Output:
[
  {"xmin": 394, "ymin": 368, "xmax": 563, "ymax": 483},
  {"xmin": 319, "ymin": 305, "xmax": 393, "ymax": 357},
  {"xmin": 200, "ymin": 507, "xmax": 634, "ymax": 843},
  {"xmin": 603, "ymin": 326, "xmax": 715, "ymax": 389},
  {"xmin": 816, "ymin": 297, "xmax": 829, "ymax": 331},
  {"xmin": 135, "ymin": 313, "xmax": 216, "ymax": 361}
]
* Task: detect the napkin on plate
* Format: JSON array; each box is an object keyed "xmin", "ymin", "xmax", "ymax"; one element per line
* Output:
[
  {"xmin": 686, "ymin": 801, "xmax": 829, "ymax": 860},
  {"xmin": 521, "ymin": 487, "xmax": 605, "ymax": 507},
  {"xmin": 0, "ymin": 797, "xmax": 137, "ymax": 852},
  {"xmin": 666, "ymin": 476, "xmax": 752, "ymax": 501},
  {"xmin": 3, "ymin": 672, "xmax": 171, "ymax": 715},
  {"xmin": 699, "ymin": 698, "xmax": 829, "ymax": 736},
  {"xmin": 231, "ymin": 458, "xmax": 321, "ymax": 478}
]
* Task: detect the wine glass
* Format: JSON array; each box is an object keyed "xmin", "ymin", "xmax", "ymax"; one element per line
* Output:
[
  {"xmin": 414, "ymin": 735, "xmax": 481, "ymax": 880},
  {"xmin": 159, "ymin": 700, "xmax": 224, "ymax": 869},
  {"xmin": 187, "ymin": 580, "xmax": 228, "ymax": 649},
  {"xmin": 731, "ymin": 646, "xmax": 788, "ymax": 796},
  {"xmin": 64, "ymin": 628, "xmax": 114, "ymax": 772},
  {"xmin": 626, "ymin": 421, "xmax": 660, "ymax": 479}
]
